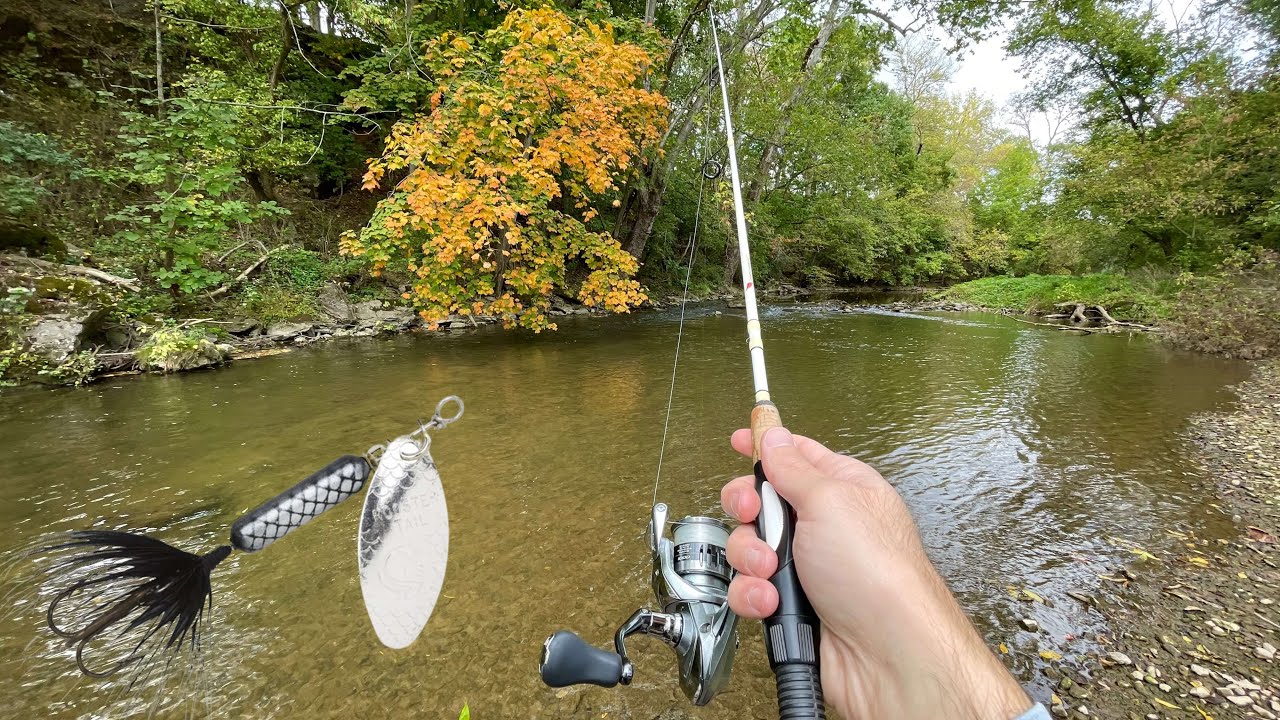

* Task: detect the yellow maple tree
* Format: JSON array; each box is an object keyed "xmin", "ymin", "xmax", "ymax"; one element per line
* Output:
[{"xmin": 342, "ymin": 8, "xmax": 667, "ymax": 331}]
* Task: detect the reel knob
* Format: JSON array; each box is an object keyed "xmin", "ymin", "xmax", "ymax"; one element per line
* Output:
[{"xmin": 539, "ymin": 631, "xmax": 632, "ymax": 688}]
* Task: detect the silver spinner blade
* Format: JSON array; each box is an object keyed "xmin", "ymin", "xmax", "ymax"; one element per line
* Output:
[{"xmin": 358, "ymin": 435, "xmax": 449, "ymax": 649}]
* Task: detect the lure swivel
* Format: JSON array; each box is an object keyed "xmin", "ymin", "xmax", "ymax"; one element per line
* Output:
[{"xmin": 539, "ymin": 503, "xmax": 739, "ymax": 705}]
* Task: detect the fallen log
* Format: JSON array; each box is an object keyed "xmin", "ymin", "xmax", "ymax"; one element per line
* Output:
[
  {"xmin": 0, "ymin": 254, "xmax": 141, "ymax": 292},
  {"xmin": 1094, "ymin": 304, "xmax": 1156, "ymax": 331},
  {"xmin": 216, "ymin": 239, "xmax": 268, "ymax": 265}
]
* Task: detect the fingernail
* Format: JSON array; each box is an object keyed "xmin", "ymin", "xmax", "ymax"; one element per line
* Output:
[
  {"xmin": 746, "ymin": 546, "xmax": 764, "ymax": 573},
  {"xmin": 763, "ymin": 427, "xmax": 793, "ymax": 449},
  {"xmin": 746, "ymin": 586, "xmax": 766, "ymax": 613},
  {"xmin": 726, "ymin": 491, "xmax": 741, "ymax": 518}
]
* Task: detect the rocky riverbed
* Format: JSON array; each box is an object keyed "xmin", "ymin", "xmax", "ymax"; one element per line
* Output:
[{"xmin": 1024, "ymin": 361, "xmax": 1279, "ymax": 720}]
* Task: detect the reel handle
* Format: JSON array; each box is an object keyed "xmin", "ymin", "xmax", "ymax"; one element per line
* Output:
[
  {"xmin": 229, "ymin": 455, "xmax": 372, "ymax": 553},
  {"xmin": 751, "ymin": 402, "xmax": 826, "ymax": 720},
  {"xmin": 539, "ymin": 631, "xmax": 632, "ymax": 688}
]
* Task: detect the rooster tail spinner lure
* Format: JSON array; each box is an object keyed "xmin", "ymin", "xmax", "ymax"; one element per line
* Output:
[
  {"xmin": 358, "ymin": 396, "xmax": 463, "ymax": 650},
  {"xmin": 32, "ymin": 395, "xmax": 464, "ymax": 679}
]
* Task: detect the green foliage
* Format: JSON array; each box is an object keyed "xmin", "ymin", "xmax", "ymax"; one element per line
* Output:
[
  {"xmin": 104, "ymin": 98, "xmax": 290, "ymax": 294},
  {"xmin": 0, "ymin": 122, "xmax": 79, "ymax": 220},
  {"xmin": 236, "ymin": 284, "xmax": 322, "ymax": 325},
  {"xmin": 1, "ymin": 287, "xmax": 34, "ymax": 316},
  {"xmin": 940, "ymin": 272, "xmax": 1172, "ymax": 321},
  {"xmin": 135, "ymin": 325, "xmax": 224, "ymax": 372},
  {"xmin": 36, "ymin": 351, "xmax": 98, "ymax": 386},
  {"xmin": 261, "ymin": 247, "xmax": 366, "ymax": 291}
]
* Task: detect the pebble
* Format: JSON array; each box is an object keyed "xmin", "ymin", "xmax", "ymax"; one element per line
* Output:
[
  {"xmin": 1256, "ymin": 642, "xmax": 1277, "ymax": 660},
  {"xmin": 1190, "ymin": 686, "xmax": 1212, "ymax": 698},
  {"xmin": 1020, "ymin": 618, "xmax": 1040, "ymax": 632},
  {"xmin": 1227, "ymin": 695, "xmax": 1254, "ymax": 706},
  {"xmin": 1158, "ymin": 683, "xmax": 1171, "ymax": 692},
  {"xmin": 1107, "ymin": 652, "xmax": 1133, "ymax": 666},
  {"xmin": 1190, "ymin": 664, "xmax": 1211, "ymax": 676}
]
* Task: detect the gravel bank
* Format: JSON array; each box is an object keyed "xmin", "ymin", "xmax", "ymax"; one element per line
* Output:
[{"xmin": 1046, "ymin": 361, "xmax": 1278, "ymax": 720}]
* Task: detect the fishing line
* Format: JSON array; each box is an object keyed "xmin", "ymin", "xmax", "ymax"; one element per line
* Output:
[{"xmin": 652, "ymin": 81, "xmax": 718, "ymax": 507}]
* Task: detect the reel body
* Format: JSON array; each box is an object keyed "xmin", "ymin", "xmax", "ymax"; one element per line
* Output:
[{"xmin": 540, "ymin": 503, "xmax": 739, "ymax": 706}]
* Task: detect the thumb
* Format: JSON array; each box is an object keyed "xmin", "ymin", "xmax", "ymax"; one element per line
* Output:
[{"xmin": 757, "ymin": 427, "xmax": 825, "ymax": 510}]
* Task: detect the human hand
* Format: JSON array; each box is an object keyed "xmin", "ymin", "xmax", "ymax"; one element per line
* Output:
[{"xmin": 721, "ymin": 426, "xmax": 1032, "ymax": 720}]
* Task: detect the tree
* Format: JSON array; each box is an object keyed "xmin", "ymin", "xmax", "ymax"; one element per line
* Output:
[{"xmin": 342, "ymin": 8, "xmax": 665, "ymax": 330}]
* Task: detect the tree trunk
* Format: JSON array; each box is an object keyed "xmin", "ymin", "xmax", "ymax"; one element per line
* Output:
[
  {"xmin": 745, "ymin": 0, "xmax": 840, "ymax": 206},
  {"xmin": 245, "ymin": 170, "xmax": 279, "ymax": 203},
  {"xmin": 153, "ymin": 0, "xmax": 165, "ymax": 117},
  {"xmin": 615, "ymin": 0, "xmax": 779, "ymax": 261},
  {"xmin": 269, "ymin": 4, "xmax": 293, "ymax": 94}
]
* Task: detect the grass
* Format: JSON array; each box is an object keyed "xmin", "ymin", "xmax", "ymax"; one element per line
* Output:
[{"xmin": 939, "ymin": 273, "xmax": 1175, "ymax": 323}]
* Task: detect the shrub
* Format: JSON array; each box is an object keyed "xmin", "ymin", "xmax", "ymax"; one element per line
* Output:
[
  {"xmin": 135, "ymin": 326, "xmax": 225, "ymax": 373},
  {"xmin": 1165, "ymin": 252, "xmax": 1280, "ymax": 359}
]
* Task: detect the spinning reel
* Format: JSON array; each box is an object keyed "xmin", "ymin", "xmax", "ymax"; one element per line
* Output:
[{"xmin": 539, "ymin": 503, "xmax": 739, "ymax": 705}]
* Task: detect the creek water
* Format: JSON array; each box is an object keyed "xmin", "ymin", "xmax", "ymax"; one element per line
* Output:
[{"xmin": 0, "ymin": 302, "xmax": 1250, "ymax": 719}]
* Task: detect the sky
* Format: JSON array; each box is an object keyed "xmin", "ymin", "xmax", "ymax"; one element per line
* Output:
[{"xmin": 947, "ymin": 31, "xmax": 1027, "ymax": 108}]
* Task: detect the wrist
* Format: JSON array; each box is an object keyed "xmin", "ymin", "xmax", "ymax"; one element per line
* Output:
[{"xmin": 875, "ymin": 569, "xmax": 1031, "ymax": 719}]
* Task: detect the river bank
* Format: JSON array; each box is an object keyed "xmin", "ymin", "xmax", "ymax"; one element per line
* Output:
[{"xmin": 1027, "ymin": 360, "xmax": 1279, "ymax": 720}]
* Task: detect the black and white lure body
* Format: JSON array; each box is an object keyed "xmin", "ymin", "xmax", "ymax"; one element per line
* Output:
[
  {"xmin": 231, "ymin": 455, "xmax": 371, "ymax": 553},
  {"xmin": 26, "ymin": 396, "xmax": 464, "ymax": 683}
]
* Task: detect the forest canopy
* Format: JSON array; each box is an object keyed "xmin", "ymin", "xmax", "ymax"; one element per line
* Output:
[{"xmin": 0, "ymin": 0, "xmax": 1276, "ymax": 339}]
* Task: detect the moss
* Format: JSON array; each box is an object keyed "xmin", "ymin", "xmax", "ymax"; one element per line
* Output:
[
  {"xmin": 135, "ymin": 327, "xmax": 226, "ymax": 373},
  {"xmin": 235, "ymin": 285, "xmax": 322, "ymax": 325}
]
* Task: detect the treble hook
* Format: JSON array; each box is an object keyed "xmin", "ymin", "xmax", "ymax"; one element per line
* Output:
[{"xmin": 47, "ymin": 584, "xmax": 150, "ymax": 678}]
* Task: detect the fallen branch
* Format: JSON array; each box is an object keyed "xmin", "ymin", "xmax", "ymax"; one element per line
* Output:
[
  {"xmin": 1013, "ymin": 316, "xmax": 1095, "ymax": 334},
  {"xmin": 206, "ymin": 245, "xmax": 291, "ymax": 299},
  {"xmin": 216, "ymin": 239, "xmax": 268, "ymax": 265},
  {"xmin": 1094, "ymin": 305, "xmax": 1156, "ymax": 331},
  {"xmin": 0, "ymin": 255, "xmax": 141, "ymax": 292},
  {"xmin": 176, "ymin": 318, "xmax": 213, "ymax": 329}
]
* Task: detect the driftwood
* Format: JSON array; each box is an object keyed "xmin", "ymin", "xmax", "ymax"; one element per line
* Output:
[
  {"xmin": 1050, "ymin": 302, "xmax": 1157, "ymax": 332},
  {"xmin": 206, "ymin": 245, "xmax": 290, "ymax": 299},
  {"xmin": 0, "ymin": 254, "xmax": 141, "ymax": 292},
  {"xmin": 1013, "ymin": 317, "xmax": 1095, "ymax": 334}
]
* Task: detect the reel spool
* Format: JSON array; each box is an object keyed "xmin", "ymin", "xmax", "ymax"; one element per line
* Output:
[{"xmin": 539, "ymin": 503, "xmax": 740, "ymax": 705}]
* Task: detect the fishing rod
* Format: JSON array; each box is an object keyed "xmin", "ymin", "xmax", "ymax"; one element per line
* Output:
[
  {"xmin": 539, "ymin": 6, "xmax": 825, "ymax": 718},
  {"xmin": 24, "ymin": 396, "xmax": 463, "ymax": 682}
]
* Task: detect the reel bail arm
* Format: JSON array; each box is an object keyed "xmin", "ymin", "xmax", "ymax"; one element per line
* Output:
[{"xmin": 539, "ymin": 504, "xmax": 739, "ymax": 705}]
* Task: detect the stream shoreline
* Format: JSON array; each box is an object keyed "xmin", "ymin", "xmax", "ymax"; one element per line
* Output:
[{"xmin": 1029, "ymin": 360, "xmax": 1279, "ymax": 720}]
